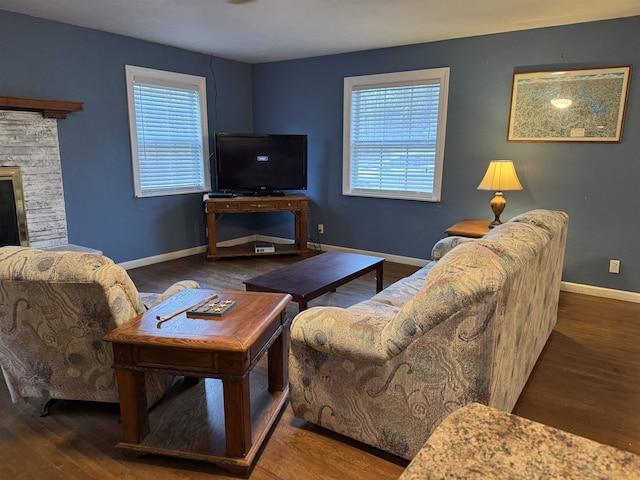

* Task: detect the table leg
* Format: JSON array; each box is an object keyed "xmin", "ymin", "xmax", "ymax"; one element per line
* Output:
[
  {"xmin": 115, "ymin": 369, "xmax": 150, "ymax": 443},
  {"xmin": 376, "ymin": 262, "xmax": 384, "ymax": 292},
  {"xmin": 205, "ymin": 208, "xmax": 222, "ymax": 260},
  {"xmin": 222, "ymin": 375, "xmax": 252, "ymax": 457},
  {"xmin": 268, "ymin": 323, "xmax": 289, "ymax": 392},
  {"xmin": 298, "ymin": 299, "xmax": 308, "ymax": 311},
  {"xmin": 296, "ymin": 208, "xmax": 308, "ymax": 254}
]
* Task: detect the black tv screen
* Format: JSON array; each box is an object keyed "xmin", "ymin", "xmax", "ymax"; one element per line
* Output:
[{"xmin": 215, "ymin": 133, "xmax": 307, "ymax": 195}]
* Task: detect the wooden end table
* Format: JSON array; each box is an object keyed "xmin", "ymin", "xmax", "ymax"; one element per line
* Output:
[
  {"xmin": 104, "ymin": 288, "xmax": 291, "ymax": 475},
  {"xmin": 444, "ymin": 219, "xmax": 491, "ymax": 238}
]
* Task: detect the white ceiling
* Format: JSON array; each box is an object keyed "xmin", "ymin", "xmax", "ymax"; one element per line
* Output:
[{"xmin": 1, "ymin": 0, "xmax": 639, "ymax": 64}]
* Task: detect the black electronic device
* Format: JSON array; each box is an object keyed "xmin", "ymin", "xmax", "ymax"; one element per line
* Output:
[
  {"xmin": 208, "ymin": 192, "xmax": 235, "ymax": 198},
  {"xmin": 214, "ymin": 133, "xmax": 307, "ymax": 196}
]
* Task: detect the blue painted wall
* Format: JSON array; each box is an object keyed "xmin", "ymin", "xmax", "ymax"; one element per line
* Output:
[
  {"xmin": 2, "ymin": 9, "xmax": 638, "ymax": 293},
  {"xmin": 252, "ymin": 17, "xmax": 640, "ymax": 293},
  {"xmin": 0, "ymin": 10, "xmax": 253, "ymax": 262}
]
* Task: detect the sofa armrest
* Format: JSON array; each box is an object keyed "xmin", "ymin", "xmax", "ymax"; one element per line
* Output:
[
  {"xmin": 149, "ymin": 280, "xmax": 201, "ymax": 307},
  {"xmin": 430, "ymin": 236, "xmax": 477, "ymax": 260},
  {"xmin": 290, "ymin": 306, "xmax": 393, "ymax": 364}
]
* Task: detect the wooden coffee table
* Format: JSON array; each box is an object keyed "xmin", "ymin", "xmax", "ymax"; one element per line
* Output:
[
  {"xmin": 104, "ymin": 288, "xmax": 291, "ymax": 475},
  {"xmin": 243, "ymin": 251, "xmax": 384, "ymax": 311}
]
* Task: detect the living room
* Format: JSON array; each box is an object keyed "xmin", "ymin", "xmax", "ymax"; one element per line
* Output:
[
  {"xmin": 0, "ymin": 6, "xmax": 638, "ymax": 301},
  {"xmin": 1, "ymin": 2, "xmax": 639, "ymax": 478}
]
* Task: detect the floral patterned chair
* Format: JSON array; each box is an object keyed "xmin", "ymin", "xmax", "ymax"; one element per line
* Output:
[{"xmin": 0, "ymin": 246, "xmax": 199, "ymax": 415}]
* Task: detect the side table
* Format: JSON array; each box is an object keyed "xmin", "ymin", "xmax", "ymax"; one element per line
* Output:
[
  {"xmin": 104, "ymin": 288, "xmax": 292, "ymax": 475},
  {"xmin": 445, "ymin": 219, "xmax": 491, "ymax": 238}
]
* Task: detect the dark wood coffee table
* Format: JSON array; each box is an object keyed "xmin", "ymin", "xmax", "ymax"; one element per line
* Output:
[
  {"xmin": 104, "ymin": 288, "xmax": 291, "ymax": 475},
  {"xmin": 243, "ymin": 251, "xmax": 384, "ymax": 311}
]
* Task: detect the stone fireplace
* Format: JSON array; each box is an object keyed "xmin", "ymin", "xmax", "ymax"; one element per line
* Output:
[{"xmin": 0, "ymin": 110, "xmax": 69, "ymax": 248}]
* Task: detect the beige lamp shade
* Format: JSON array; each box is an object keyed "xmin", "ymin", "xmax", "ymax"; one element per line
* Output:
[
  {"xmin": 477, "ymin": 160, "xmax": 523, "ymax": 191},
  {"xmin": 477, "ymin": 160, "xmax": 523, "ymax": 228}
]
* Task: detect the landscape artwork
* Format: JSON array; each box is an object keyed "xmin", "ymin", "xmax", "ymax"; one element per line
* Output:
[{"xmin": 507, "ymin": 66, "xmax": 631, "ymax": 142}]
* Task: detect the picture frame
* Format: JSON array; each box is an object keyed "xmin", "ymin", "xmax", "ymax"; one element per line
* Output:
[{"xmin": 507, "ymin": 66, "xmax": 632, "ymax": 142}]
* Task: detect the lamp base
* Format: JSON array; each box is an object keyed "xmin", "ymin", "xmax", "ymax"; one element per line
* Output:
[{"xmin": 488, "ymin": 191, "xmax": 506, "ymax": 228}]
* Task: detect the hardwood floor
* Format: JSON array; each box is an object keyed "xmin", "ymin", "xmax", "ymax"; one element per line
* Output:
[
  {"xmin": 1, "ymin": 253, "xmax": 638, "ymax": 479},
  {"xmin": 512, "ymin": 291, "xmax": 640, "ymax": 454}
]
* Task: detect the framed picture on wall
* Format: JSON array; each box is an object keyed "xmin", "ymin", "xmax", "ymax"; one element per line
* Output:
[{"xmin": 507, "ymin": 66, "xmax": 632, "ymax": 142}]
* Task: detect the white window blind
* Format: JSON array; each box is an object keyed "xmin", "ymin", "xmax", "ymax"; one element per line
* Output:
[
  {"xmin": 343, "ymin": 68, "xmax": 449, "ymax": 202},
  {"xmin": 125, "ymin": 65, "xmax": 210, "ymax": 197}
]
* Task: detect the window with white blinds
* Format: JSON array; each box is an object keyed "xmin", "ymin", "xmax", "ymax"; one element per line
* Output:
[
  {"xmin": 125, "ymin": 65, "xmax": 210, "ymax": 197},
  {"xmin": 343, "ymin": 68, "xmax": 449, "ymax": 201}
]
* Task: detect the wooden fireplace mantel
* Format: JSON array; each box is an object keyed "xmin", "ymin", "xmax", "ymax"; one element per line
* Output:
[{"xmin": 0, "ymin": 95, "xmax": 83, "ymax": 119}]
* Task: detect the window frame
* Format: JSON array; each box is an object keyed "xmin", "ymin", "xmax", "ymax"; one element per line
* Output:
[
  {"xmin": 125, "ymin": 65, "xmax": 211, "ymax": 198},
  {"xmin": 342, "ymin": 67, "xmax": 450, "ymax": 202}
]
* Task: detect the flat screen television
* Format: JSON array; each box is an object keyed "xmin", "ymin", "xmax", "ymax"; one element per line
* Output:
[{"xmin": 214, "ymin": 133, "xmax": 307, "ymax": 195}]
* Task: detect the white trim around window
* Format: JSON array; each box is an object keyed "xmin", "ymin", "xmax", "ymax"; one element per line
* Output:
[
  {"xmin": 125, "ymin": 65, "xmax": 211, "ymax": 198},
  {"xmin": 343, "ymin": 67, "xmax": 450, "ymax": 202}
]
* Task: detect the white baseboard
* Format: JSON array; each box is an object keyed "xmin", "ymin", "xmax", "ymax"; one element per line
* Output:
[
  {"xmin": 119, "ymin": 237, "xmax": 639, "ymax": 304},
  {"xmin": 314, "ymin": 242, "xmax": 430, "ymax": 268},
  {"xmin": 560, "ymin": 282, "xmax": 640, "ymax": 304},
  {"xmin": 118, "ymin": 245, "xmax": 207, "ymax": 270},
  {"xmin": 117, "ymin": 235, "xmax": 260, "ymax": 270}
]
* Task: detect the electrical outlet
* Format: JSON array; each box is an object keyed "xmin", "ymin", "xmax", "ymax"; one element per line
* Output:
[
  {"xmin": 609, "ymin": 259, "xmax": 620, "ymax": 274},
  {"xmin": 318, "ymin": 223, "xmax": 324, "ymax": 234}
]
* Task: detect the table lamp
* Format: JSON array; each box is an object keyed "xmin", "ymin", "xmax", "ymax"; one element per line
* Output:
[{"xmin": 477, "ymin": 160, "xmax": 523, "ymax": 228}]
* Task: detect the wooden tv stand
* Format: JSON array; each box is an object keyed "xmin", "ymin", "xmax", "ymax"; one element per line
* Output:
[{"xmin": 204, "ymin": 195, "xmax": 309, "ymax": 261}]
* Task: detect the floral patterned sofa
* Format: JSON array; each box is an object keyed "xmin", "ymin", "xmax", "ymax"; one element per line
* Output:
[
  {"xmin": 289, "ymin": 209, "xmax": 569, "ymax": 459},
  {"xmin": 0, "ymin": 246, "xmax": 199, "ymax": 412}
]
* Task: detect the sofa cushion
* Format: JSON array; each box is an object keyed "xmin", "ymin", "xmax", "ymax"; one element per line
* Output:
[
  {"xmin": 347, "ymin": 299, "xmax": 401, "ymax": 319},
  {"xmin": 369, "ymin": 274, "xmax": 427, "ymax": 307}
]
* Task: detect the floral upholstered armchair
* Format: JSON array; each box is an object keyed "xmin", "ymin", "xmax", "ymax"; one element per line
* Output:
[{"xmin": 0, "ymin": 246, "xmax": 199, "ymax": 414}]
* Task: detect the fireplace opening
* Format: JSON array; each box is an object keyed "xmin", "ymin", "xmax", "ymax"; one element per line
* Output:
[{"xmin": 0, "ymin": 167, "xmax": 29, "ymax": 247}]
